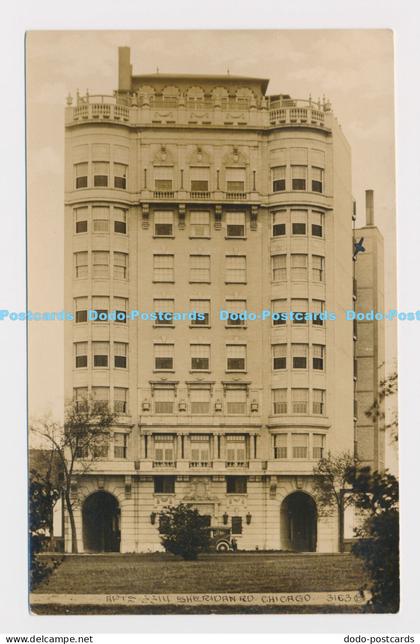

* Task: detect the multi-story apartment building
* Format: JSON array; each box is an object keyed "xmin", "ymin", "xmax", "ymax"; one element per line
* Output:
[{"xmin": 63, "ymin": 46, "xmax": 384, "ymax": 554}]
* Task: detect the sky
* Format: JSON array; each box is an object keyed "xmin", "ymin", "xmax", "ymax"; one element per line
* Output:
[{"xmin": 26, "ymin": 30, "xmax": 397, "ymax": 467}]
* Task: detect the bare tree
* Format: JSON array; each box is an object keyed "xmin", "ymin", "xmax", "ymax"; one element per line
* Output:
[{"xmin": 31, "ymin": 397, "xmax": 115, "ymax": 553}]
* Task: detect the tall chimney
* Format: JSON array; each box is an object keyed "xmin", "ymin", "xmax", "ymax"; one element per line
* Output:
[
  {"xmin": 118, "ymin": 47, "xmax": 132, "ymax": 92},
  {"xmin": 365, "ymin": 189, "xmax": 374, "ymax": 226}
]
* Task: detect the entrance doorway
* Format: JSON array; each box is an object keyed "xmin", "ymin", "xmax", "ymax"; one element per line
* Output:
[
  {"xmin": 281, "ymin": 491, "xmax": 317, "ymax": 552},
  {"xmin": 82, "ymin": 491, "xmax": 120, "ymax": 552}
]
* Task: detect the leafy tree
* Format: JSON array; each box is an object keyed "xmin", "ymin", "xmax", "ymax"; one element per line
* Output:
[
  {"xmin": 365, "ymin": 371, "xmax": 398, "ymax": 442},
  {"xmin": 347, "ymin": 466, "xmax": 399, "ymax": 613},
  {"xmin": 31, "ymin": 396, "xmax": 115, "ymax": 553},
  {"xmin": 312, "ymin": 451, "xmax": 359, "ymax": 552},
  {"xmin": 29, "ymin": 449, "xmax": 62, "ymax": 551},
  {"xmin": 158, "ymin": 503, "xmax": 211, "ymax": 560}
]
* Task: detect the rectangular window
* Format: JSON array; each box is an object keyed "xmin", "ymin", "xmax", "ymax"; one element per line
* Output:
[
  {"xmin": 154, "ymin": 211, "xmax": 174, "ymax": 237},
  {"xmin": 226, "ymin": 389, "xmax": 247, "ymax": 414},
  {"xmin": 272, "ymin": 211, "xmax": 286, "ymax": 237},
  {"xmin": 313, "ymin": 344, "xmax": 325, "ymax": 370},
  {"xmin": 312, "ymin": 299, "xmax": 325, "ymax": 326},
  {"xmin": 113, "ymin": 296, "xmax": 127, "ymax": 323},
  {"xmin": 114, "ymin": 163, "xmax": 127, "ymax": 189},
  {"xmin": 74, "ymin": 251, "xmax": 88, "ymax": 278},
  {"xmin": 225, "ymin": 299, "xmax": 246, "ymax": 326},
  {"xmin": 313, "ymin": 433, "xmax": 325, "ymax": 459},
  {"xmin": 189, "ymin": 254, "xmax": 210, "ymax": 282},
  {"xmin": 75, "ymin": 297, "xmax": 88, "ymax": 323},
  {"xmin": 225, "ymin": 255, "xmax": 246, "ymax": 283},
  {"xmin": 292, "ymin": 344, "xmax": 308, "ymax": 369},
  {"xmin": 272, "ymin": 299, "xmax": 287, "ymax": 326},
  {"xmin": 272, "ymin": 166, "xmax": 286, "ymax": 192},
  {"xmin": 75, "ymin": 342, "xmax": 88, "ymax": 368},
  {"xmin": 292, "ymin": 389, "xmax": 309, "ymax": 414},
  {"xmin": 226, "ymin": 344, "xmax": 246, "ymax": 371},
  {"xmin": 312, "ymin": 211, "xmax": 324, "ymax": 237},
  {"xmin": 226, "ymin": 212, "xmax": 245, "ymax": 238},
  {"xmin": 154, "ymin": 344, "xmax": 174, "ymax": 371},
  {"xmin": 190, "ymin": 211, "xmax": 210, "ymax": 237},
  {"xmin": 154, "ymin": 475, "xmax": 175, "ymax": 494},
  {"xmin": 312, "ymin": 255, "xmax": 325, "ymax": 282},
  {"xmin": 74, "ymin": 387, "xmax": 88, "ymax": 412},
  {"xmin": 93, "ymin": 161, "xmax": 109, "ymax": 187},
  {"xmin": 292, "ymin": 433, "xmax": 309, "ymax": 458},
  {"xmin": 291, "ymin": 298, "xmax": 308, "ymax": 324},
  {"xmin": 114, "ymin": 342, "xmax": 128, "ymax": 368},
  {"xmin": 153, "ymin": 254, "xmax": 174, "ymax": 282},
  {"xmin": 291, "ymin": 254, "xmax": 308, "ymax": 281},
  {"xmin": 292, "ymin": 222, "xmax": 306, "ymax": 235},
  {"xmin": 231, "ymin": 516, "xmax": 243, "ymax": 535},
  {"xmin": 93, "ymin": 341, "xmax": 109, "ymax": 368},
  {"xmin": 190, "ymin": 299, "xmax": 210, "ymax": 326},
  {"xmin": 226, "ymin": 168, "xmax": 245, "ymax": 193},
  {"xmin": 291, "ymin": 165, "xmax": 307, "ymax": 190},
  {"xmin": 190, "ymin": 434, "xmax": 210, "ymax": 460},
  {"xmin": 92, "ymin": 386, "xmax": 110, "ymax": 412},
  {"xmin": 191, "ymin": 344, "xmax": 210, "ymax": 371},
  {"xmin": 75, "ymin": 207, "xmax": 88, "ymax": 233},
  {"xmin": 92, "ymin": 296, "xmax": 109, "ymax": 320},
  {"xmin": 274, "ymin": 434, "xmax": 288, "ymax": 459},
  {"xmin": 313, "ymin": 389, "xmax": 326, "ymax": 415},
  {"xmin": 114, "ymin": 208, "xmax": 127, "ymax": 234},
  {"xmin": 114, "ymin": 432, "xmax": 127, "ymax": 458},
  {"xmin": 154, "ymin": 299, "xmax": 175, "ymax": 325},
  {"xmin": 154, "ymin": 388, "xmax": 175, "ymax": 414},
  {"xmin": 92, "ymin": 251, "xmax": 109, "ymax": 278},
  {"xmin": 291, "ymin": 210, "xmax": 307, "ymax": 235},
  {"xmin": 154, "ymin": 166, "xmax": 173, "ymax": 192},
  {"xmin": 226, "ymin": 435, "xmax": 247, "ymax": 464},
  {"xmin": 190, "ymin": 391, "xmax": 211, "ymax": 415},
  {"xmin": 113, "ymin": 252, "xmax": 128, "ymax": 279},
  {"xmin": 75, "ymin": 162, "xmax": 88, "ymax": 189},
  {"xmin": 190, "ymin": 167, "xmax": 209, "ymax": 192},
  {"xmin": 154, "ymin": 434, "xmax": 175, "ymax": 462},
  {"xmin": 272, "ymin": 254, "xmax": 287, "ymax": 281},
  {"xmin": 92, "ymin": 206, "xmax": 109, "ymax": 233},
  {"xmin": 312, "ymin": 167, "xmax": 324, "ymax": 193},
  {"xmin": 273, "ymin": 388, "xmax": 287, "ymax": 415},
  {"xmin": 114, "ymin": 388, "xmax": 128, "ymax": 414},
  {"xmin": 226, "ymin": 475, "xmax": 247, "ymax": 494},
  {"xmin": 273, "ymin": 344, "xmax": 287, "ymax": 370}
]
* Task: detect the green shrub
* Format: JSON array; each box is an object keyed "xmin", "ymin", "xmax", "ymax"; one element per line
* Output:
[{"xmin": 159, "ymin": 504, "xmax": 211, "ymax": 561}]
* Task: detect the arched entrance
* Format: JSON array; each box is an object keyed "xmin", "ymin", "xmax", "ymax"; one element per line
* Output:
[
  {"xmin": 82, "ymin": 491, "xmax": 120, "ymax": 552},
  {"xmin": 280, "ymin": 492, "xmax": 317, "ymax": 552}
]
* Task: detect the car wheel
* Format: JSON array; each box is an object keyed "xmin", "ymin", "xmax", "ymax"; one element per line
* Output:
[{"xmin": 216, "ymin": 541, "xmax": 230, "ymax": 552}]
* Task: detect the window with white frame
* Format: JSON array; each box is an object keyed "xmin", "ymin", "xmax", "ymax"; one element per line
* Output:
[
  {"xmin": 226, "ymin": 388, "xmax": 247, "ymax": 414},
  {"xmin": 312, "ymin": 167, "xmax": 324, "ymax": 193},
  {"xmin": 190, "ymin": 390, "xmax": 211, "ymax": 415},
  {"xmin": 154, "ymin": 211, "xmax": 174, "ymax": 237},
  {"xmin": 75, "ymin": 297, "xmax": 88, "ymax": 323},
  {"xmin": 292, "ymin": 344, "xmax": 308, "ymax": 369},
  {"xmin": 113, "ymin": 252, "xmax": 128, "ymax": 279},
  {"xmin": 225, "ymin": 167, "xmax": 245, "ymax": 193},
  {"xmin": 313, "ymin": 389, "xmax": 326, "ymax": 415},
  {"xmin": 92, "ymin": 386, "xmax": 110, "ymax": 412},
  {"xmin": 272, "ymin": 299, "xmax": 287, "ymax": 326},
  {"xmin": 93, "ymin": 161, "xmax": 109, "ymax": 187},
  {"xmin": 190, "ymin": 434, "xmax": 210, "ymax": 461},
  {"xmin": 93, "ymin": 341, "xmax": 109, "ymax": 368},
  {"xmin": 154, "ymin": 298, "xmax": 175, "ymax": 325},
  {"xmin": 189, "ymin": 254, "xmax": 210, "ymax": 282},
  {"xmin": 74, "ymin": 387, "xmax": 88, "ymax": 411},
  {"xmin": 190, "ymin": 211, "xmax": 210, "ymax": 237},
  {"xmin": 272, "ymin": 211, "xmax": 286, "ymax": 237},
  {"xmin": 75, "ymin": 207, "xmax": 88, "ymax": 233},
  {"xmin": 272, "ymin": 388, "xmax": 287, "ymax": 414},
  {"xmin": 113, "ymin": 296, "xmax": 128, "ymax": 323},
  {"xmin": 74, "ymin": 251, "xmax": 88, "ymax": 278},
  {"xmin": 272, "ymin": 166, "xmax": 286, "ymax": 192},
  {"xmin": 92, "ymin": 206, "xmax": 109, "ymax": 233},
  {"xmin": 226, "ymin": 434, "xmax": 247, "ymax": 463},
  {"xmin": 153, "ymin": 254, "xmax": 174, "ymax": 282},
  {"xmin": 226, "ymin": 212, "xmax": 245, "ymax": 238},
  {"xmin": 75, "ymin": 162, "xmax": 88, "ymax": 189},
  {"xmin": 291, "ymin": 165, "xmax": 307, "ymax": 190},
  {"xmin": 154, "ymin": 166, "xmax": 173, "ymax": 192},
  {"xmin": 114, "ymin": 208, "xmax": 127, "ymax": 234},
  {"xmin": 313, "ymin": 344, "xmax": 325, "ymax": 370},
  {"xmin": 291, "ymin": 254, "xmax": 308, "ymax": 281},
  {"xmin": 114, "ymin": 342, "xmax": 128, "ymax": 368},
  {"xmin": 190, "ymin": 167, "xmax": 210, "ymax": 192},
  {"xmin": 75, "ymin": 342, "xmax": 88, "ymax": 368},
  {"xmin": 225, "ymin": 255, "xmax": 246, "ymax": 283},
  {"xmin": 292, "ymin": 389, "xmax": 309, "ymax": 414},
  {"xmin": 190, "ymin": 299, "xmax": 210, "ymax": 326},
  {"xmin": 272, "ymin": 254, "xmax": 287, "ymax": 281},
  {"xmin": 312, "ymin": 211, "xmax": 324, "ymax": 237},
  {"xmin": 154, "ymin": 434, "xmax": 175, "ymax": 462},
  {"xmin": 154, "ymin": 344, "xmax": 174, "ymax": 371},
  {"xmin": 114, "ymin": 432, "xmax": 128, "ymax": 458},
  {"xmin": 92, "ymin": 296, "xmax": 109, "ymax": 319},
  {"xmin": 292, "ymin": 433, "xmax": 309, "ymax": 458},
  {"xmin": 92, "ymin": 251, "xmax": 109, "ymax": 278},
  {"xmin": 313, "ymin": 433, "xmax": 325, "ymax": 459},
  {"xmin": 312, "ymin": 299, "xmax": 325, "ymax": 326},
  {"xmin": 154, "ymin": 388, "xmax": 175, "ymax": 414},
  {"xmin": 225, "ymin": 299, "xmax": 247, "ymax": 326},
  {"xmin": 190, "ymin": 344, "xmax": 210, "ymax": 371},
  {"xmin": 114, "ymin": 163, "xmax": 127, "ymax": 189},
  {"xmin": 274, "ymin": 434, "xmax": 287, "ymax": 459},
  {"xmin": 114, "ymin": 387, "xmax": 128, "ymax": 414},
  {"xmin": 291, "ymin": 210, "xmax": 307, "ymax": 235},
  {"xmin": 272, "ymin": 343, "xmax": 287, "ymax": 370},
  {"xmin": 291, "ymin": 298, "xmax": 308, "ymax": 324},
  {"xmin": 312, "ymin": 255, "xmax": 325, "ymax": 282},
  {"xmin": 226, "ymin": 344, "xmax": 246, "ymax": 371}
]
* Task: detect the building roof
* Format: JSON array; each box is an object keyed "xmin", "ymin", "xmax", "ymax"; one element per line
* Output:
[{"xmin": 132, "ymin": 73, "xmax": 270, "ymax": 95}]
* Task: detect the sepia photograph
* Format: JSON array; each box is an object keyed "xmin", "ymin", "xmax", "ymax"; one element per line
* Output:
[{"xmin": 26, "ymin": 29, "xmax": 398, "ymax": 615}]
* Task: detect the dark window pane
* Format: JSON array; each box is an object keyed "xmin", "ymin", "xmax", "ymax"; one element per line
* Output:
[
  {"xmin": 155, "ymin": 357, "xmax": 173, "ymax": 370},
  {"xmin": 191, "ymin": 180, "xmax": 209, "ymax": 191},
  {"xmin": 94, "ymin": 309, "xmax": 108, "ymax": 321},
  {"xmin": 114, "ymin": 355, "xmax": 127, "ymax": 368},
  {"xmin": 76, "ymin": 176, "xmax": 87, "ymax": 189},
  {"xmin": 313, "ymin": 316, "xmax": 324, "ymax": 326},
  {"xmin": 114, "ymin": 220, "xmax": 127, "ymax": 234},
  {"xmin": 191, "ymin": 357, "xmax": 209, "ymax": 370},
  {"xmin": 154, "ymin": 476, "xmax": 175, "ymax": 494},
  {"xmin": 227, "ymin": 358, "xmax": 245, "ymax": 371},
  {"xmin": 292, "ymin": 178, "xmax": 306, "ymax": 190},
  {"xmin": 114, "ymin": 176, "xmax": 127, "ymax": 189},
  {"xmin": 76, "ymin": 220, "xmax": 88, "ymax": 233},
  {"xmin": 293, "ymin": 357, "xmax": 307, "ymax": 369},
  {"xmin": 115, "ymin": 310, "xmax": 126, "ymax": 323},
  {"xmin": 227, "ymin": 224, "xmax": 245, "ymax": 238},
  {"xmin": 94, "ymin": 355, "xmax": 108, "ymax": 367},
  {"xmin": 292, "ymin": 223, "xmax": 306, "ymax": 235},
  {"xmin": 76, "ymin": 310, "xmax": 87, "ymax": 323},
  {"xmin": 155, "ymin": 223, "xmax": 173, "ymax": 236},
  {"xmin": 94, "ymin": 175, "xmax": 108, "ymax": 187},
  {"xmin": 192, "ymin": 313, "xmax": 209, "ymax": 326},
  {"xmin": 226, "ymin": 476, "xmax": 247, "ymax": 494},
  {"xmin": 273, "ymin": 179, "xmax": 285, "ymax": 192},
  {"xmin": 293, "ymin": 314, "xmax": 307, "ymax": 325},
  {"xmin": 273, "ymin": 223, "xmax": 285, "ymax": 236},
  {"xmin": 273, "ymin": 314, "xmax": 286, "ymax": 326},
  {"xmin": 312, "ymin": 224, "xmax": 323, "ymax": 237},
  {"xmin": 76, "ymin": 355, "xmax": 87, "ymax": 368},
  {"xmin": 273, "ymin": 357, "xmax": 286, "ymax": 370},
  {"xmin": 312, "ymin": 180, "xmax": 323, "ymax": 193},
  {"xmin": 231, "ymin": 516, "xmax": 243, "ymax": 535},
  {"xmin": 313, "ymin": 358, "xmax": 324, "ymax": 370}
]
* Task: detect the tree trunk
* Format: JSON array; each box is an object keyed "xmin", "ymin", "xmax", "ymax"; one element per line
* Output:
[
  {"xmin": 338, "ymin": 497, "xmax": 345, "ymax": 553},
  {"xmin": 64, "ymin": 492, "xmax": 78, "ymax": 553}
]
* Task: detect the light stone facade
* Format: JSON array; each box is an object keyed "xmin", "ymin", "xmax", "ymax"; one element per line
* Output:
[{"xmin": 63, "ymin": 47, "xmax": 384, "ymax": 554}]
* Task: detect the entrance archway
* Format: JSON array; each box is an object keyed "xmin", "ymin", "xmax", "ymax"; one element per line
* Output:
[
  {"xmin": 82, "ymin": 491, "xmax": 120, "ymax": 552},
  {"xmin": 280, "ymin": 491, "xmax": 317, "ymax": 552}
]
